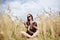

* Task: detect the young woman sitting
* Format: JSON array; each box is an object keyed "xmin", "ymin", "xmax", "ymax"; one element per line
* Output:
[{"xmin": 20, "ymin": 14, "xmax": 39, "ymax": 38}]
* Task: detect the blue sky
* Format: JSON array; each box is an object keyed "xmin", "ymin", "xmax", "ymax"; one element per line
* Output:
[{"xmin": 0, "ymin": 0, "xmax": 60, "ymax": 20}]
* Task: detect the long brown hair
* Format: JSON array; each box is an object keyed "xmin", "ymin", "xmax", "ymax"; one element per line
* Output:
[{"xmin": 26, "ymin": 14, "xmax": 33, "ymax": 26}]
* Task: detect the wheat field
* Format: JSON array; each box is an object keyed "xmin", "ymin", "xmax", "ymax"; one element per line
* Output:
[{"xmin": 0, "ymin": 12, "xmax": 60, "ymax": 40}]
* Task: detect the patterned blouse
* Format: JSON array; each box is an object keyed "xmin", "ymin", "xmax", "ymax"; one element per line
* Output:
[{"xmin": 25, "ymin": 21, "xmax": 37, "ymax": 36}]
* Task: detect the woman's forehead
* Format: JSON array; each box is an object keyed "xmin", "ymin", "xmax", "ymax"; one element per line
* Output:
[
  {"xmin": 27, "ymin": 14, "xmax": 32, "ymax": 16},
  {"xmin": 27, "ymin": 14, "xmax": 31, "ymax": 16}
]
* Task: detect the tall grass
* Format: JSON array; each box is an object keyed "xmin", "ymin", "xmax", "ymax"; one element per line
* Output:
[{"xmin": 0, "ymin": 12, "xmax": 60, "ymax": 40}]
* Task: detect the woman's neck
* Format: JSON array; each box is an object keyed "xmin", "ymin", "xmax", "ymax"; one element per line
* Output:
[{"xmin": 30, "ymin": 20, "xmax": 33, "ymax": 24}]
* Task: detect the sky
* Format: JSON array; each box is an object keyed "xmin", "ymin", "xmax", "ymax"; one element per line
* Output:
[{"xmin": 0, "ymin": 0, "xmax": 60, "ymax": 20}]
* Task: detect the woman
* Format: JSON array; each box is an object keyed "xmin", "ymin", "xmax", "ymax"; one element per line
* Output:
[{"xmin": 21, "ymin": 14, "xmax": 39, "ymax": 38}]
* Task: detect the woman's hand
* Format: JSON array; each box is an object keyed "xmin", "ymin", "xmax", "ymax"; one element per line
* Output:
[
  {"xmin": 20, "ymin": 18, "xmax": 28, "ymax": 28},
  {"xmin": 20, "ymin": 18, "xmax": 25, "ymax": 23}
]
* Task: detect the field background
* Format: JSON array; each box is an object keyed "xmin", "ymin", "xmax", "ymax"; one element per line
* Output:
[{"xmin": 0, "ymin": 11, "xmax": 60, "ymax": 40}]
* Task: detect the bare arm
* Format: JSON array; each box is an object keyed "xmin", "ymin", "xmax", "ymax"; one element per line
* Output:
[
  {"xmin": 31, "ymin": 26, "xmax": 39, "ymax": 37},
  {"xmin": 20, "ymin": 19, "xmax": 28, "ymax": 28},
  {"xmin": 24, "ymin": 22, "xmax": 28, "ymax": 28}
]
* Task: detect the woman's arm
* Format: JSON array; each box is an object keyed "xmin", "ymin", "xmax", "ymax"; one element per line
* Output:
[
  {"xmin": 24, "ymin": 22, "xmax": 28, "ymax": 28},
  {"xmin": 31, "ymin": 26, "xmax": 39, "ymax": 37},
  {"xmin": 32, "ymin": 30, "xmax": 39, "ymax": 37},
  {"xmin": 20, "ymin": 19, "xmax": 28, "ymax": 28}
]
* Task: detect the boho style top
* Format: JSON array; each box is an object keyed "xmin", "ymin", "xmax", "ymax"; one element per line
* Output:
[{"xmin": 25, "ymin": 21, "xmax": 37, "ymax": 36}]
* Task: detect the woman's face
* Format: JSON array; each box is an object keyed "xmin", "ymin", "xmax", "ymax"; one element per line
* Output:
[{"xmin": 27, "ymin": 15, "xmax": 32, "ymax": 20}]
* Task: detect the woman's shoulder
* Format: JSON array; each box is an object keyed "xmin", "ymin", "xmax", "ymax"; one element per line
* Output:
[
  {"xmin": 33, "ymin": 21, "xmax": 37, "ymax": 24},
  {"xmin": 26, "ymin": 21, "xmax": 30, "ymax": 26},
  {"xmin": 32, "ymin": 21, "xmax": 37, "ymax": 26}
]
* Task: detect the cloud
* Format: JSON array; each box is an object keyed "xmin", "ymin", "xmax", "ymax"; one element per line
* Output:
[
  {"xmin": 5, "ymin": 1, "xmax": 41, "ymax": 19},
  {"xmin": 1, "ymin": 0, "xmax": 60, "ymax": 20}
]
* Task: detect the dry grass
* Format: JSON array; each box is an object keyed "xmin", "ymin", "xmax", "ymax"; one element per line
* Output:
[{"xmin": 0, "ymin": 12, "xmax": 60, "ymax": 40}]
